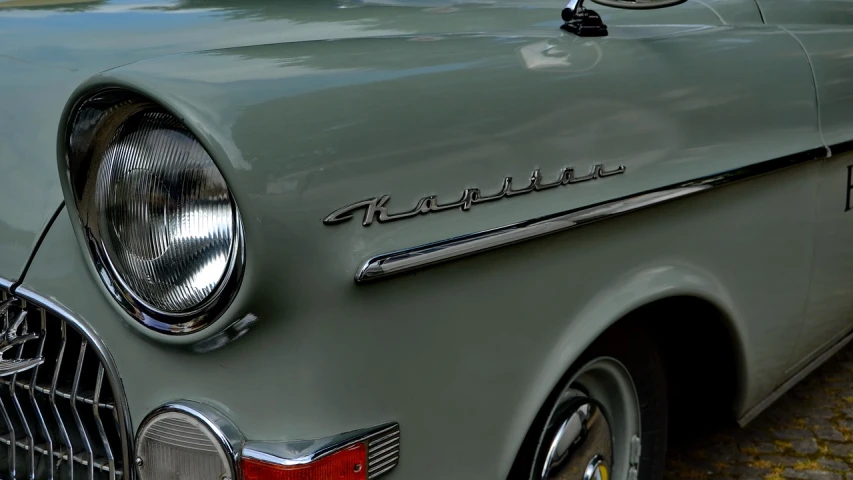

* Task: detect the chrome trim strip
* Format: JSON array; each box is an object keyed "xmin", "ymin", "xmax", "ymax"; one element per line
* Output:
[
  {"xmin": 70, "ymin": 340, "xmax": 95, "ymax": 480},
  {"xmin": 29, "ymin": 308, "xmax": 54, "ymax": 480},
  {"xmin": 51, "ymin": 322, "xmax": 73, "ymax": 479},
  {"xmin": 739, "ymin": 327, "xmax": 853, "ymax": 426},
  {"xmin": 8, "ymin": 306, "xmax": 36, "ymax": 480},
  {"xmin": 12, "ymin": 285, "xmax": 134, "ymax": 480},
  {"xmin": 92, "ymin": 367, "xmax": 116, "ymax": 480},
  {"xmin": 0, "ymin": 294, "xmax": 18, "ymax": 479},
  {"xmin": 242, "ymin": 423, "xmax": 401, "ymax": 478},
  {"xmin": 356, "ymin": 147, "xmax": 827, "ymax": 282}
]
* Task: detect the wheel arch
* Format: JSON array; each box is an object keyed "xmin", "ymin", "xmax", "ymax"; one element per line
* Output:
[{"xmin": 502, "ymin": 262, "xmax": 748, "ymax": 478}]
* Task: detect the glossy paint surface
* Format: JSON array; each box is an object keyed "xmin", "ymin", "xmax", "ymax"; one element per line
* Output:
[
  {"xmin": 23, "ymin": 160, "xmax": 821, "ymax": 479},
  {"xmin": 0, "ymin": 0, "xmax": 743, "ymax": 281},
  {"xmin": 4, "ymin": 0, "xmax": 852, "ymax": 478},
  {"xmin": 757, "ymin": 0, "xmax": 853, "ymax": 25},
  {"xmin": 77, "ymin": 21, "xmax": 820, "ymax": 343},
  {"xmin": 775, "ymin": 23, "xmax": 853, "ymax": 369}
]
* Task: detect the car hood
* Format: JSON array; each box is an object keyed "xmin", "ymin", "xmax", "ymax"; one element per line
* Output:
[
  {"xmin": 0, "ymin": 0, "xmax": 727, "ymax": 69},
  {"xmin": 0, "ymin": 0, "xmax": 724, "ymax": 281}
]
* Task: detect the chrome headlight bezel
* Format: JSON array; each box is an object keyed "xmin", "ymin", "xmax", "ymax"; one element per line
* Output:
[{"xmin": 64, "ymin": 88, "xmax": 245, "ymax": 335}]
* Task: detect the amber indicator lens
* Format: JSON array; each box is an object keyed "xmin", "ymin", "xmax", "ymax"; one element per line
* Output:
[{"xmin": 241, "ymin": 444, "xmax": 368, "ymax": 480}]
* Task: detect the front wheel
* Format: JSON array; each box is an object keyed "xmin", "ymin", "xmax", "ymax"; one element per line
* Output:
[{"xmin": 518, "ymin": 326, "xmax": 668, "ymax": 480}]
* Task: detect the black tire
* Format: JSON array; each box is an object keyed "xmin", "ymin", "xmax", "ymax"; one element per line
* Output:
[{"xmin": 509, "ymin": 323, "xmax": 668, "ymax": 480}]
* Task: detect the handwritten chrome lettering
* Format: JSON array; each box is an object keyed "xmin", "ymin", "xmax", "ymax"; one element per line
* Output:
[{"xmin": 323, "ymin": 163, "xmax": 626, "ymax": 227}]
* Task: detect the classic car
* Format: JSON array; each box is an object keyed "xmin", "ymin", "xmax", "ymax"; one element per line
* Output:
[{"xmin": 1, "ymin": 0, "xmax": 853, "ymax": 478}]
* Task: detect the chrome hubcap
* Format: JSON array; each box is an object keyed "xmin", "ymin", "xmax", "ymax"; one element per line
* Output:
[
  {"xmin": 584, "ymin": 455, "xmax": 609, "ymax": 480},
  {"xmin": 540, "ymin": 397, "xmax": 612, "ymax": 479},
  {"xmin": 537, "ymin": 358, "xmax": 640, "ymax": 480}
]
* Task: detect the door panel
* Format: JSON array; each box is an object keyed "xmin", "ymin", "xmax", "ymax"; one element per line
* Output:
[
  {"xmin": 796, "ymin": 149, "xmax": 853, "ymax": 369},
  {"xmin": 775, "ymin": 25, "xmax": 853, "ymax": 365}
]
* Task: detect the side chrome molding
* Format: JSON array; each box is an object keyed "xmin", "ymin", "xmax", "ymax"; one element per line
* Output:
[{"xmin": 356, "ymin": 147, "xmax": 828, "ymax": 282}]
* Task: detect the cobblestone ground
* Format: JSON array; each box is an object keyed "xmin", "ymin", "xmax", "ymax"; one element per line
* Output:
[{"xmin": 665, "ymin": 346, "xmax": 853, "ymax": 480}]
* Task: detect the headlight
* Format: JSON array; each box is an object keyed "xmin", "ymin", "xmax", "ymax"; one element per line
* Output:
[{"xmin": 65, "ymin": 89, "xmax": 244, "ymax": 334}]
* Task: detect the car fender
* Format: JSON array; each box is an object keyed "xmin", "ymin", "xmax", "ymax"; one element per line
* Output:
[{"xmin": 500, "ymin": 260, "xmax": 747, "ymax": 472}]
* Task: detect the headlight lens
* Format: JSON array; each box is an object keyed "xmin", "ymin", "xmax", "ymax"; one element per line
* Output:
[
  {"xmin": 136, "ymin": 402, "xmax": 240, "ymax": 480},
  {"xmin": 66, "ymin": 90, "xmax": 244, "ymax": 334},
  {"xmin": 96, "ymin": 111, "xmax": 234, "ymax": 313}
]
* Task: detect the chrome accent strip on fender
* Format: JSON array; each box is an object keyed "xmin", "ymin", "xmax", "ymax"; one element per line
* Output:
[{"xmin": 356, "ymin": 147, "xmax": 828, "ymax": 282}]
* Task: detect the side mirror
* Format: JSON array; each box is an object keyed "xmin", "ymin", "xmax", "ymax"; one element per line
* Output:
[{"xmin": 561, "ymin": 0, "xmax": 686, "ymax": 37}]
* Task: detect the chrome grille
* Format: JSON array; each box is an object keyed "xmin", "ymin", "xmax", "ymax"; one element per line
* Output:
[{"xmin": 0, "ymin": 290, "xmax": 130, "ymax": 480}]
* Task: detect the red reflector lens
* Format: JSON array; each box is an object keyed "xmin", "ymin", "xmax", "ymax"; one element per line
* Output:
[{"xmin": 241, "ymin": 443, "xmax": 367, "ymax": 480}]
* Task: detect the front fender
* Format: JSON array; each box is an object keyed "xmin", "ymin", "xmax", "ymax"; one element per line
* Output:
[
  {"xmin": 502, "ymin": 260, "xmax": 748, "ymax": 470},
  {"xmin": 19, "ymin": 153, "xmax": 816, "ymax": 479}
]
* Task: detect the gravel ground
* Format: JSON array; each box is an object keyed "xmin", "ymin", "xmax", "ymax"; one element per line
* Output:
[{"xmin": 664, "ymin": 346, "xmax": 853, "ymax": 480}]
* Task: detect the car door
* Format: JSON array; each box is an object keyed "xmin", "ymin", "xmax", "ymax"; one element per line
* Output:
[
  {"xmin": 755, "ymin": 0, "xmax": 853, "ymax": 372},
  {"xmin": 500, "ymin": 0, "xmax": 825, "ymax": 395}
]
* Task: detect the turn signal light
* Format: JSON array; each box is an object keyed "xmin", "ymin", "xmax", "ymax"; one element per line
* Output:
[{"xmin": 241, "ymin": 444, "xmax": 367, "ymax": 480}]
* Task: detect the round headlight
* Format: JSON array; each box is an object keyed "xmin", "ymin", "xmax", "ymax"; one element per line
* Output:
[{"xmin": 65, "ymin": 89, "xmax": 244, "ymax": 334}]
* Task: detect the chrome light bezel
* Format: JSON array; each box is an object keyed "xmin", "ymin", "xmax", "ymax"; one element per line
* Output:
[
  {"xmin": 135, "ymin": 401, "xmax": 243, "ymax": 480},
  {"xmin": 64, "ymin": 88, "xmax": 245, "ymax": 335}
]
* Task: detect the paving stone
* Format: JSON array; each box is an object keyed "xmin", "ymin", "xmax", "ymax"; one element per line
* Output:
[
  {"xmin": 829, "ymin": 443, "xmax": 853, "ymax": 457},
  {"xmin": 755, "ymin": 442, "xmax": 778, "ymax": 453},
  {"xmin": 762, "ymin": 456, "xmax": 801, "ymax": 467},
  {"xmin": 817, "ymin": 428, "xmax": 848, "ymax": 442},
  {"xmin": 782, "ymin": 470, "xmax": 843, "ymax": 480},
  {"xmin": 815, "ymin": 408, "xmax": 838, "ymax": 419},
  {"xmin": 777, "ymin": 429, "xmax": 817, "ymax": 440},
  {"xmin": 729, "ymin": 465, "xmax": 769, "ymax": 477},
  {"xmin": 793, "ymin": 438, "xmax": 821, "ymax": 455},
  {"xmin": 717, "ymin": 443, "xmax": 753, "ymax": 463},
  {"xmin": 820, "ymin": 459, "xmax": 851, "ymax": 472}
]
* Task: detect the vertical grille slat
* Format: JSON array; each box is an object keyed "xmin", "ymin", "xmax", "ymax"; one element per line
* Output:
[
  {"xmin": 70, "ymin": 341, "xmax": 95, "ymax": 480},
  {"xmin": 0, "ymin": 292, "xmax": 129, "ymax": 480},
  {"xmin": 9, "ymin": 309, "xmax": 36, "ymax": 480},
  {"xmin": 29, "ymin": 309, "xmax": 54, "ymax": 480},
  {"xmin": 51, "ymin": 322, "xmax": 74, "ymax": 480},
  {"xmin": 0, "ymin": 292, "xmax": 13, "ymax": 480},
  {"xmin": 0, "ymin": 392, "xmax": 17, "ymax": 479},
  {"xmin": 92, "ymin": 367, "xmax": 115, "ymax": 480}
]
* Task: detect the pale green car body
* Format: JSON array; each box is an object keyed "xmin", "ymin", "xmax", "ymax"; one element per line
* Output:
[{"xmin": 2, "ymin": 0, "xmax": 853, "ymax": 478}]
